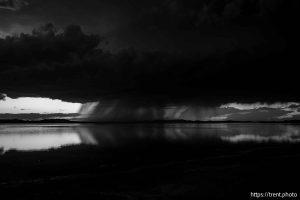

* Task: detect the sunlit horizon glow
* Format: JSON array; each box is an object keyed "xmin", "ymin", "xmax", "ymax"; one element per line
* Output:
[{"xmin": 0, "ymin": 97, "xmax": 82, "ymax": 114}]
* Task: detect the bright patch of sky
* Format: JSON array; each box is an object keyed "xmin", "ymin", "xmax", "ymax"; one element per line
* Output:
[{"xmin": 0, "ymin": 96, "xmax": 82, "ymax": 114}]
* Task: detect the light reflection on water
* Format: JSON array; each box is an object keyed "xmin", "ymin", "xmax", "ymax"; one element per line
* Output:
[
  {"xmin": 0, "ymin": 124, "xmax": 97, "ymax": 153},
  {"xmin": 0, "ymin": 123, "xmax": 300, "ymax": 153}
]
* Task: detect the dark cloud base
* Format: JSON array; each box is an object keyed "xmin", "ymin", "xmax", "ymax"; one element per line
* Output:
[
  {"xmin": 1, "ymin": 0, "xmax": 300, "ymax": 108},
  {"xmin": 0, "ymin": 30, "xmax": 298, "ymax": 106}
]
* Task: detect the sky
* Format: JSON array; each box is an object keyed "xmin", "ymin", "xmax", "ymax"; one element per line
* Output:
[
  {"xmin": 0, "ymin": 0, "xmax": 300, "ymax": 121},
  {"xmin": 0, "ymin": 96, "xmax": 81, "ymax": 114}
]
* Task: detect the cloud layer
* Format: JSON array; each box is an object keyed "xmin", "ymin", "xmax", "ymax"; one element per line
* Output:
[{"xmin": 0, "ymin": 0, "xmax": 28, "ymax": 11}]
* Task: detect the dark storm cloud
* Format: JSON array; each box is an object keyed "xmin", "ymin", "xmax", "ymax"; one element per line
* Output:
[
  {"xmin": 0, "ymin": 0, "xmax": 132, "ymax": 36},
  {"xmin": 0, "ymin": 0, "xmax": 300, "ymax": 122},
  {"xmin": 0, "ymin": 0, "xmax": 28, "ymax": 11},
  {"xmin": 0, "ymin": 23, "xmax": 100, "ymax": 68},
  {"xmin": 0, "ymin": 18, "xmax": 299, "ymax": 105},
  {"xmin": 0, "ymin": 0, "xmax": 292, "ymax": 51},
  {"xmin": 126, "ymin": 0, "xmax": 283, "ymax": 30}
]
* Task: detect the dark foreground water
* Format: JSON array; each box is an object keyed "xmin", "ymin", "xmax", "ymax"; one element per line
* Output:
[{"xmin": 1, "ymin": 123, "xmax": 300, "ymax": 199}]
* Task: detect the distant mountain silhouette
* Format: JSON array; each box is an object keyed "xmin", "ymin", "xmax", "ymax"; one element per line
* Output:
[{"xmin": 0, "ymin": 119, "xmax": 74, "ymax": 123}]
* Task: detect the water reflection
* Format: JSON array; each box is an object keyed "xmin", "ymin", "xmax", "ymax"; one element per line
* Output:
[
  {"xmin": 220, "ymin": 124, "xmax": 300, "ymax": 143},
  {"xmin": 1, "ymin": 123, "xmax": 300, "ymax": 153},
  {"xmin": 0, "ymin": 124, "xmax": 97, "ymax": 153}
]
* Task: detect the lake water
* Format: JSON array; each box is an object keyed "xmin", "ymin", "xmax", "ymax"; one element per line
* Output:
[{"xmin": 1, "ymin": 123, "xmax": 300, "ymax": 154}]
